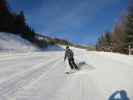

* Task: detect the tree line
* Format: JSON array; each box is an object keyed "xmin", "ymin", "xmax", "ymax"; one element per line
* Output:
[
  {"xmin": 0, "ymin": 0, "xmax": 72, "ymax": 49},
  {"xmin": 0, "ymin": 0, "xmax": 49, "ymax": 48},
  {"xmin": 96, "ymin": 3, "xmax": 133, "ymax": 54}
]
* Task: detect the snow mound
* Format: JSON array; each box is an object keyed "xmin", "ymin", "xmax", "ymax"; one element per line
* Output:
[{"xmin": 0, "ymin": 32, "xmax": 39, "ymax": 52}]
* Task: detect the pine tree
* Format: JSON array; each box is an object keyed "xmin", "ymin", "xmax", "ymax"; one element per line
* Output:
[
  {"xmin": 23, "ymin": 25, "xmax": 35, "ymax": 42},
  {"xmin": 96, "ymin": 32, "xmax": 112, "ymax": 51},
  {"xmin": 112, "ymin": 22, "xmax": 127, "ymax": 53},
  {"xmin": 0, "ymin": 0, "xmax": 9, "ymax": 12},
  {"xmin": 124, "ymin": 4, "xmax": 133, "ymax": 49},
  {"xmin": 15, "ymin": 11, "xmax": 26, "ymax": 34},
  {"xmin": 0, "ymin": 0, "xmax": 11, "ymax": 32}
]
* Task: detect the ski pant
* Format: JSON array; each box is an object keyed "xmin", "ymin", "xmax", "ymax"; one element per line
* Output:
[{"xmin": 68, "ymin": 58, "xmax": 79, "ymax": 70}]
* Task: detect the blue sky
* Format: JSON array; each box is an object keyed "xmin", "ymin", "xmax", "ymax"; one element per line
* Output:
[{"xmin": 8, "ymin": 0, "xmax": 128, "ymax": 45}]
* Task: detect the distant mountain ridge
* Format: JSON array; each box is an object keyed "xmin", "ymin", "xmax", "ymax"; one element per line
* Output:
[{"xmin": 35, "ymin": 33, "xmax": 72, "ymax": 46}]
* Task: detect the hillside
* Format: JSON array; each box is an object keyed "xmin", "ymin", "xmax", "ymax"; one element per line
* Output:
[
  {"xmin": 0, "ymin": 32, "xmax": 39, "ymax": 52},
  {"xmin": 35, "ymin": 34, "xmax": 72, "ymax": 46}
]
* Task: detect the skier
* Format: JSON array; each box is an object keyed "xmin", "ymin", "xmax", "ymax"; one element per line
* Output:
[{"xmin": 64, "ymin": 46, "xmax": 79, "ymax": 70}]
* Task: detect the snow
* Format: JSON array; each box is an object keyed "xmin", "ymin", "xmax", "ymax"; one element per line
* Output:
[
  {"xmin": 0, "ymin": 32, "xmax": 64, "ymax": 53},
  {"xmin": 0, "ymin": 32, "xmax": 39, "ymax": 52},
  {"xmin": 0, "ymin": 47, "xmax": 133, "ymax": 100}
]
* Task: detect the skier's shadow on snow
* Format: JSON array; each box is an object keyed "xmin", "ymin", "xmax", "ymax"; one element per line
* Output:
[
  {"xmin": 77, "ymin": 61, "xmax": 95, "ymax": 70},
  {"xmin": 109, "ymin": 90, "xmax": 130, "ymax": 100}
]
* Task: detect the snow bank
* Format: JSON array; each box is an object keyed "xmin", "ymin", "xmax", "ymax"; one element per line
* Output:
[{"xmin": 0, "ymin": 32, "xmax": 39, "ymax": 52}]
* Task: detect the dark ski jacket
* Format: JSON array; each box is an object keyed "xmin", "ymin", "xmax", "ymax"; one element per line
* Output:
[{"xmin": 64, "ymin": 48, "xmax": 74, "ymax": 61}]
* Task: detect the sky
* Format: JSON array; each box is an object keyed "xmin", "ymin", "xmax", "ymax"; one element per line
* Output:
[{"xmin": 8, "ymin": 0, "xmax": 128, "ymax": 45}]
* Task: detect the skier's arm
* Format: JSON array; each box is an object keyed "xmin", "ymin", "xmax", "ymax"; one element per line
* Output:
[{"xmin": 64, "ymin": 51, "xmax": 67, "ymax": 61}]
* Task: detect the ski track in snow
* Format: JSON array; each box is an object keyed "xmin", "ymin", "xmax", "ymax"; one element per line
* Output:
[
  {"xmin": 0, "ymin": 50, "xmax": 133, "ymax": 100},
  {"xmin": 0, "ymin": 55, "xmax": 62, "ymax": 100}
]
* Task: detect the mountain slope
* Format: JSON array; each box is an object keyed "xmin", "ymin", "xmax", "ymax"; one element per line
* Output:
[
  {"xmin": 0, "ymin": 47, "xmax": 132, "ymax": 100},
  {"xmin": 0, "ymin": 32, "xmax": 39, "ymax": 52}
]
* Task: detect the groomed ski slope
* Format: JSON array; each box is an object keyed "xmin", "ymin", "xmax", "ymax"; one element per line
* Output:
[{"xmin": 0, "ymin": 47, "xmax": 133, "ymax": 100}]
